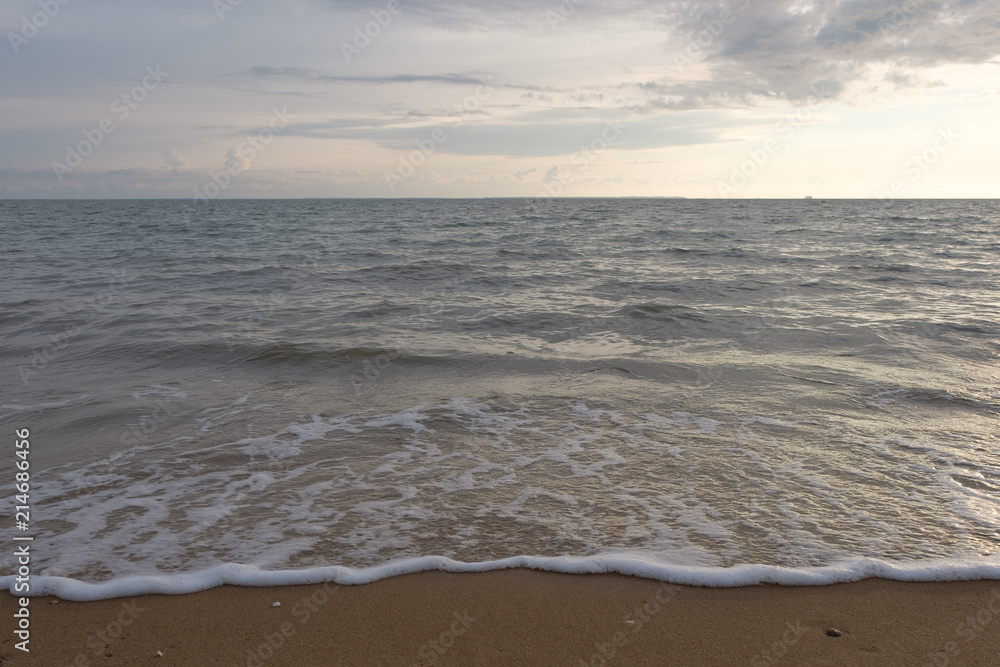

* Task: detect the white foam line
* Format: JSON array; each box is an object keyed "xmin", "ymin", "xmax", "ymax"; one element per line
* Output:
[{"xmin": 6, "ymin": 555, "xmax": 1000, "ymax": 602}]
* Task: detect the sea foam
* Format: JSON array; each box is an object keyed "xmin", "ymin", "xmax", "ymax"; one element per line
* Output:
[{"xmin": 6, "ymin": 555, "xmax": 1000, "ymax": 602}]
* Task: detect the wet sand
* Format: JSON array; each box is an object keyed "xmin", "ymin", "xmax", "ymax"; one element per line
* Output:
[{"xmin": 3, "ymin": 570, "xmax": 999, "ymax": 666}]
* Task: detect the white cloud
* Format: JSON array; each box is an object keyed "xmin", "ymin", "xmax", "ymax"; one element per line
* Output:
[
  {"xmin": 161, "ymin": 150, "xmax": 189, "ymax": 170},
  {"xmin": 224, "ymin": 146, "xmax": 250, "ymax": 173}
]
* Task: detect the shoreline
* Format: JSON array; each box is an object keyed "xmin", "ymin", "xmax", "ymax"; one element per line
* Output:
[
  {"xmin": 3, "ymin": 571, "xmax": 999, "ymax": 666},
  {"xmin": 10, "ymin": 555, "xmax": 1000, "ymax": 601}
]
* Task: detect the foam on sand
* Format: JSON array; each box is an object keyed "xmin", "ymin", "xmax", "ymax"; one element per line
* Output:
[{"xmin": 7, "ymin": 554, "xmax": 1000, "ymax": 602}]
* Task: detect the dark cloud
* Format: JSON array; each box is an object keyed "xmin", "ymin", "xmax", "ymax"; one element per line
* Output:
[
  {"xmin": 320, "ymin": 0, "xmax": 1000, "ymax": 101},
  {"xmin": 227, "ymin": 67, "xmax": 560, "ymax": 93},
  {"xmin": 239, "ymin": 66, "xmax": 492, "ymax": 87},
  {"xmin": 645, "ymin": 0, "xmax": 1000, "ymax": 100}
]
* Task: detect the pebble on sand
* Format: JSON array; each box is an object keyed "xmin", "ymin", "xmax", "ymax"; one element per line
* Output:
[
  {"xmin": 825, "ymin": 628, "xmax": 843, "ymax": 637},
  {"xmin": 272, "ymin": 601, "xmax": 281, "ymax": 607}
]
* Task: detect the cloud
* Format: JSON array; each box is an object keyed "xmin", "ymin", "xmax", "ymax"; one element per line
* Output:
[
  {"xmin": 318, "ymin": 0, "xmax": 1000, "ymax": 103},
  {"xmin": 227, "ymin": 67, "xmax": 557, "ymax": 95},
  {"xmin": 161, "ymin": 150, "xmax": 189, "ymax": 170},
  {"xmin": 225, "ymin": 146, "xmax": 250, "ymax": 173},
  {"xmin": 883, "ymin": 71, "xmax": 946, "ymax": 89},
  {"xmin": 3, "ymin": 0, "xmax": 997, "ymax": 198},
  {"xmin": 317, "ymin": 0, "xmax": 666, "ymax": 30},
  {"xmin": 663, "ymin": 0, "xmax": 1000, "ymax": 100},
  {"xmin": 236, "ymin": 67, "xmax": 494, "ymax": 87}
]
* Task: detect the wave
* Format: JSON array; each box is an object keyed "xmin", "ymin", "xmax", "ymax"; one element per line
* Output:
[
  {"xmin": 245, "ymin": 344, "xmax": 407, "ymax": 365},
  {"xmin": 8, "ymin": 555, "xmax": 1000, "ymax": 602},
  {"xmin": 612, "ymin": 303, "xmax": 708, "ymax": 321},
  {"xmin": 865, "ymin": 386, "xmax": 1000, "ymax": 415}
]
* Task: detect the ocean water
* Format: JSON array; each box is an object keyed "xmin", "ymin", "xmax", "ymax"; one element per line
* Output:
[{"xmin": 1, "ymin": 198, "xmax": 998, "ymax": 600}]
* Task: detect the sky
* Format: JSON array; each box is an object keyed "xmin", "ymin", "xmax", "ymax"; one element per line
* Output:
[{"xmin": 1, "ymin": 0, "xmax": 998, "ymax": 198}]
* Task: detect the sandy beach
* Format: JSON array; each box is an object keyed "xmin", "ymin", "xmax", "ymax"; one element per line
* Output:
[{"xmin": 3, "ymin": 571, "xmax": 999, "ymax": 666}]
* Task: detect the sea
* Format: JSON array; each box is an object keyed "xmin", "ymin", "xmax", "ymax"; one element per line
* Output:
[{"xmin": 1, "ymin": 198, "xmax": 998, "ymax": 600}]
